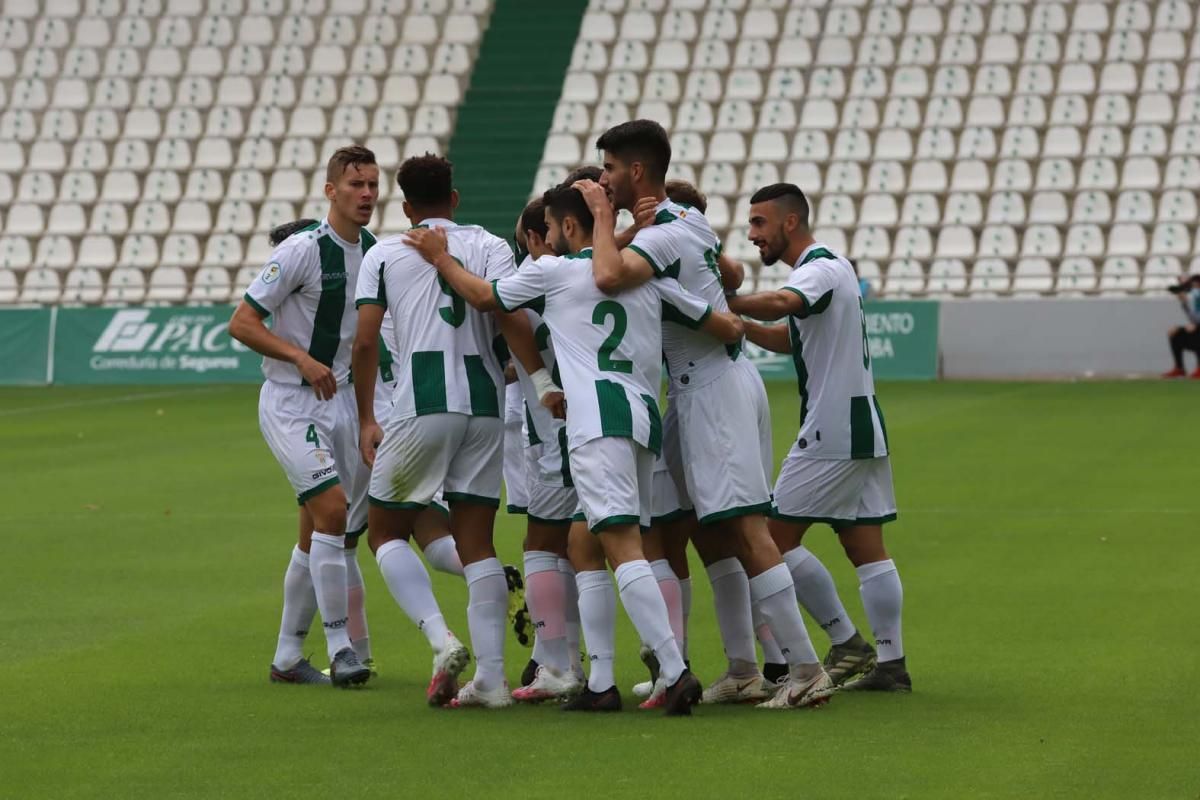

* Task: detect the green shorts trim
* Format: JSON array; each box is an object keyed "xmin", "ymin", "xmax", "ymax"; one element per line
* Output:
[
  {"xmin": 572, "ymin": 512, "xmax": 586, "ymax": 523},
  {"xmin": 430, "ymin": 501, "xmax": 450, "ymax": 518},
  {"xmin": 698, "ymin": 501, "xmax": 774, "ymax": 526},
  {"xmin": 368, "ymin": 496, "xmax": 427, "ymax": 510},
  {"xmin": 296, "ymin": 476, "xmax": 340, "ymax": 505},
  {"xmin": 770, "ymin": 511, "xmax": 898, "ymax": 531},
  {"xmin": 346, "ymin": 524, "xmax": 367, "ymax": 539},
  {"xmin": 528, "ymin": 513, "xmax": 573, "ymax": 526},
  {"xmin": 650, "ymin": 509, "xmax": 691, "ymax": 525},
  {"xmin": 444, "ymin": 491, "xmax": 501, "ymax": 509},
  {"xmin": 591, "ymin": 514, "xmax": 640, "ymax": 533},
  {"xmin": 506, "ymin": 504, "xmax": 529, "ymax": 515}
]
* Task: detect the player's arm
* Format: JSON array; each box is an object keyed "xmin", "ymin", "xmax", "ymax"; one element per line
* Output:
[
  {"xmin": 573, "ymin": 180, "xmax": 655, "ymax": 293},
  {"xmin": 718, "ymin": 253, "xmax": 744, "ymax": 292},
  {"xmin": 229, "ymin": 255, "xmax": 337, "ymax": 399},
  {"xmin": 495, "ymin": 310, "xmax": 565, "ymax": 419},
  {"xmin": 404, "ymin": 227, "xmax": 499, "ymax": 311},
  {"xmin": 700, "ymin": 310, "xmax": 745, "ymax": 344},
  {"xmin": 726, "ymin": 289, "xmax": 806, "ymax": 322},
  {"xmin": 656, "ymin": 277, "xmax": 742, "ymax": 344},
  {"xmin": 351, "ymin": 302, "xmax": 385, "ymax": 467},
  {"xmin": 614, "ymin": 196, "xmax": 658, "ymax": 249},
  {"xmin": 743, "ymin": 320, "xmax": 791, "ymax": 354}
]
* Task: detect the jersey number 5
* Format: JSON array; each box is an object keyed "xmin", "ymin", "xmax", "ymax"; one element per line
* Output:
[
  {"xmin": 592, "ymin": 301, "xmax": 633, "ymax": 374},
  {"xmin": 438, "ymin": 274, "xmax": 466, "ymax": 328}
]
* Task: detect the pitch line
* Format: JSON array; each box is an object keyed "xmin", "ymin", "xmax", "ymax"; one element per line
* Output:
[{"xmin": 0, "ymin": 387, "xmax": 232, "ymax": 417}]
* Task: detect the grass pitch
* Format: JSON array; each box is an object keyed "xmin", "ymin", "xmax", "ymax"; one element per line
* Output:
[{"xmin": 1, "ymin": 380, "xmax": 1198, "ymax": 799}]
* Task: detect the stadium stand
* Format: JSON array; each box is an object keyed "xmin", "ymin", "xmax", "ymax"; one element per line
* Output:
[
  {"xmin": 537, "ymin": 0, "xmax": 1200, "ymax": 295},
  {"xmin": 0, "ymin": 0, "xmax": 494, "ymax": 304}
]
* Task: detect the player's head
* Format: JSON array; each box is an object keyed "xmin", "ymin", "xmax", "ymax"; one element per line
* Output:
[
  {"xmin": 324, "ymin": 145, "xmax": 379, "ymax": 228},
  {"xmin": 561, "ymin": 165, "xmax": 602, "ymax": 187},
  {"xmin": 596, "ymin": 120, "xmax": 671, "ymax": 211},
  {"xmin": 665, "ymin": 179, "xmax": 707, "ymax": 214},
  {"xmin": 748, "ymin": 183, "xmax": 812, "ymax": 266},
  {"xmin": 397, "ymin": 152, "xmax": 458, "ymax": 223},
  {"xmin": 518, "ymin": 197, "xmax": 553, "ymax": 260},
  {"xmin": 269, "ymin": 218, "xmax": 319, "ymax": 247},
  {"xmin": 541, "ymin": 184, "xmax": 594, "ymax": 257}
]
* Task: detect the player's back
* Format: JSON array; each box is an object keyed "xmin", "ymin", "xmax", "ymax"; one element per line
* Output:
[
  {"xmin": 360, "ymin": 220, "xmax": 509, "ymax": 422},
  {"xmin": 630, "ymin": 199, "xmax": 740, "ymax": 391}
]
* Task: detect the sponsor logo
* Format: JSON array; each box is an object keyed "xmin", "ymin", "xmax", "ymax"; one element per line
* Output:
[
  {"xmin": 819, "ymin": 616, "xmax": 842, "ymax": 631},
  {"xmin": 86, "ymin": 308, "xmax": 251, "ymax": 375},
  {"xmin": 261, "ymin": 261, "xmax": 281, "ymax": 284},
  {"xmin": 93, "ymin": 310, "xmax": 157, "ymax": 352},
  {"xmin": 876, "ymin": 638, "xmax": 892, "ymax": 647},
  {"xmin": 311, "ymin": 466, "xmax": 335, "ymax": 481},
  {"xmin": 324, "ymin": 617, "xmax": 348, "ymax": 630},
  {"xmin": 533, "ymin": 620, "xmax": 546, "ymax": 630}
]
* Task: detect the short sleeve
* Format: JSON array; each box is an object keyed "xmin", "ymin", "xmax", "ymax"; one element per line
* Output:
[
  {"xmin": 355, "ymin": 249, "xmax": 386, "ymax": 308},
  {"xmin": 784, "ymin": 262, "xmax": 839, "ymax": 318},
  {"xmin": 484, "ymin": 236, "xmax": 518, "ymax": 281},
  {"xmin": 628, "ymin": 222, "xmax": 679, "ymax": 278},
  {"xmin": 243, "ymin": 238, "xmax": 310, "ymax": 317},
  {"xmin": 493, "ymin": 256, "xmax": 550, "ymax": 313},
  {"xmin": 655, "ymin": 276, "xmax": 712, "ymax": 330}
]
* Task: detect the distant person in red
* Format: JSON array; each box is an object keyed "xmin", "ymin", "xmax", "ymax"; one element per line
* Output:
[{"xmin": 1163, "ymin": 274, "xmax": 1200, "ymax": 379}]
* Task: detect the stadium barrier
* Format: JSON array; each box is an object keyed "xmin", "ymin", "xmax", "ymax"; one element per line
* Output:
[{"xmin": 0, "ymin": 301, "xmax": 940, "ymax": 386}]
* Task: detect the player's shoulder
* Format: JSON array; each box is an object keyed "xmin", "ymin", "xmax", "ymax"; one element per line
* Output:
[
  {"xmin": 796, "ymin": 243, "xmax": 852, "ymax": 272},
  {"xmin": 269, "ymin": 226, "xmax": 323, "ymax": 268}
]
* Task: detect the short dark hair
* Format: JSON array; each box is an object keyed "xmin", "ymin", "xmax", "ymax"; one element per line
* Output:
[
  {"xmin": 520, "ymin": 197, "xmax": 548, "ymax": 239},
  {"xmin": 269, "ymin": 218, "xmax": 318, "ymax": 246},
  {"xmin": 595, "ymin": 120, "xmax": 671, "ymax": 182},
  {"xmin": 541, "ymin": 184, "xmax": 593, "ymax": 236},
  {"xmin": 665, "ymin": 179, "xmax": 706, "ymax": 214},
  {"xmin": 397, "ymin": 152, "xmax": 453, "ymax": 209},
  {"xmin": 326, "ymin": 145, "xmax": 377, "ymax": 184},
  {"xmin": 749, "ymin": 183, "xmax": 810, "ymax": 228},
  {"xmin": 561, "ymin": 165, "xmax": 602, "ymax": 186}
]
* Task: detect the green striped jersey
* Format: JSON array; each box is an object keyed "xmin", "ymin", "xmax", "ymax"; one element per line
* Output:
[
  {"xmin": 784, "ymin": 243, "xmax": 889, "ymax": 460},
  {"xmin": 509, "ymin": 255, "xmax": 561, "ymax": 447},
  {"xmin": 355, "ymin": 218, "xmax": 514, "ymax": 422},
  {"xmin": 629, "ymin": 199, "xmax": 742, "ymax": 393},
  {"xmin": 493, "ymin": 247, "xmax": 712, "ymax": 455},
  {"xmin": 244, "ymin": 218, "xmax": 375, "ymax": 386}
]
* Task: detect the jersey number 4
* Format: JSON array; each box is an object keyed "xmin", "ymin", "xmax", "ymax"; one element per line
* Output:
[
  {"xmin": 592, "ymin": 301, "xmax": 633, "ymax": 374},
  {"xmin": 305, "ymin": 424, "xmax": 320, "ymax": 447}
]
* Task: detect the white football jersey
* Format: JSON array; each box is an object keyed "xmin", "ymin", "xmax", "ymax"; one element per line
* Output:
[
  {"xmin": 493, "ymin": 247, "xmax": 712, "ymax": 454},
  {"xmin": 355, "ymin": 218, "xmax": 514, "ymax": 422},
  {"xmin": 783, "ymin": 243, "xmax": 889, "ymax": 461},
  {"xmin": 508, "ymin": 256, "xmax": 560, "ymax": 447},
  {"xmin": 629, "ymin": 199, "xmax": 743, "ymax": 393},
  {"xmin": 244, "ymin": 219, "xmax": 376, "ymax": 386}
]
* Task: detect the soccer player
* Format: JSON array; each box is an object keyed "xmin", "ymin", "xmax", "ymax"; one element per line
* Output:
[
  {"xmin": 593, "ymin": 121, "xmax": 835, "ymax": 708},
  {"xmin": 407, "ymin": 180, "xmax": 742, "ymax": 715},
  {"xmin": 352, "ymin": 154, "xmax": 546, "ymax": 709},
  {"xmin": 229, "ymin": 146, "xmax": 379, "ymax": 688},
  {"xmin": 728, "ymin": 183, "xmax": 911, "ymax": 693}
]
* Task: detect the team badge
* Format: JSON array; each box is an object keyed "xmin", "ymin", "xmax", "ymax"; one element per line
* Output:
[{"xmin": 262, "ymin": 262, "xmax": 281, "ymax": 284}]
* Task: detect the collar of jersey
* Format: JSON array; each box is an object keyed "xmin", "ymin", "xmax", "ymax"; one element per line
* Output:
[
  {"xmin": 563, "ymin": 247, "xmax": 593, "ymax": 259},
  {"xmin": 321, "ymin": 217, "xmax": 361, "ymax": 249},
  {"xmin": 795, "ymin": 242, "xmax": 835, "ymax": 269},
  {"xmin": 413, "ymin": 217, "xmax": 454, "ymax": 230}
]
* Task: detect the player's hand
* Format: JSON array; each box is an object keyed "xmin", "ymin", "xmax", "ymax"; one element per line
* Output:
[
  {"xmin": 503, "ymin": 363, "xmax": 518, "ymax": 384},
  {"xmin": 297, "ymin": 355, "xmax": 337, "ymax": 400},
  {"xmin": 572, "ymin": 180, "xmax": 613, "ymax": 220},
  {"xmin": 542, "ymin": 390, "xmax": 567, "ymax": 420},
  {"xmin": 631, "ymin": 196, "xmax": 658, "ymax": 231},
  {"xmin": 359, "ymin": 421, "xmax": 384, "ymax": 468},
  {"xmin": 404, "ymin": 226, "xmax": 449, "ymax": 264}
]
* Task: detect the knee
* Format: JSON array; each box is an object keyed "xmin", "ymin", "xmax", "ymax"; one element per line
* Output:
[
  {"xmin": 1169, "ymin": 326, "xmax": 1183, "ymax": 339},
  {"xmin": 307, "ymin": 497, "xmax": 347, "ymax": 533}
]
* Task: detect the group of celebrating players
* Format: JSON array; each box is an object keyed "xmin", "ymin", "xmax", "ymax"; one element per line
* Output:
[{"xmin": 229, "ymin": 119, "xmax": 909, "ymax": 716}]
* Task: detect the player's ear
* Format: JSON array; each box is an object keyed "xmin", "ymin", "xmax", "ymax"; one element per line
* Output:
[
  {"xmin": 630, "ymin": 160, "xmax": 643, "ymax": 183},
  {"xmin": 450, "ymin": 189, "xmax": 460, "ymax": 211},
  {"xmin": 324, "ymin": 181, "xmax": 335, "ymax": 202},
  {"xmin": 402, "ymin": 200, "xmax": 414, "ymax": 225}
]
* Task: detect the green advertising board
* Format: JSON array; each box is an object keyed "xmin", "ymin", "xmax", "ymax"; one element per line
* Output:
[
  {"xmin": 52, "ymin": 306, "xmax": 263, "ymax": 384},
  {"xmin": 0, "ymin": 307, "xmax": 53, "ymax": 385},
  {"xmin": 747, "ymin": 300, "xmax": 940, "ymax": 382}
]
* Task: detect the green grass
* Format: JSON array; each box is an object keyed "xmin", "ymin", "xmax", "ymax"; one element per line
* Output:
[{"xmin": 2, "ymin": 381, "xmax": 1198, "ymax": 799}]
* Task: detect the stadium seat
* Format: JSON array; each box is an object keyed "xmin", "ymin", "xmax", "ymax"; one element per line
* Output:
[{"xmin": 104, "ymin": 267, "xmax": 146, "ymax": 304}]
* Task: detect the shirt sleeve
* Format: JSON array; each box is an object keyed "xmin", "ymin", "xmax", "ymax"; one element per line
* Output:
[
  {"xmin": 484, "ymin": 236, "xmax": 518, "ymax": 281},
  {"xmin": 783, "ymin": 261, "xmax": 840, "ymax": 318},
  {"xmin": 355, "ymin": 249, "xmax": 387, "ymax": 308},
  {"xmin": 628, "ymin": 223, "xmax": 679, "ymax": 278},
  {"xmin": 655, "ymin": 276, "xmax": 713, "ymax": 330},
  {"xmin": 493, "ymin": 256, "xmax": 550, "ymax": 313},
  {"xmin": 243, "ymin": 238, "xmax": 310, "ymax": 317}
]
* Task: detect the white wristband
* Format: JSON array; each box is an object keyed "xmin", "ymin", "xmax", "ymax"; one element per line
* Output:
[{"xmin": 530, "ymin": 368, "xmax": 559, "ymax": 401}]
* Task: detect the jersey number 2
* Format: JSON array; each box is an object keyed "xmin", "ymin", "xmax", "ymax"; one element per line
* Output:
[
  {"xmin": 437, "ymin": 275, "xmax": 466, "ymax": 328},
  {"xmin": 592, "ymin": 301, "xmax": 633, "ymax": 374}
]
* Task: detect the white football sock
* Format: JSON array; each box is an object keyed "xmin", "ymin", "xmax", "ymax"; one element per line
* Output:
[
  {"xmin": 559, "ymin": 558, "xmax": 581, "ymax": 673},
  {"xmin": 754, "ymin": 607, "xmax": 785, "ymax": 665},
  {"xmin": 650, "ymin": 559, "xmax": 685, "ymax": 651},
  {"xmin": 750, "ymin": 563, "xmax": 819, "ymax": 666},
  {"xmin": 422, "ymin": 535, "xmax": 464, "ymax": 577},
  {"xmin": 615, "ymin": 560, "xmax": 686, "ymax": 686},
  {"xmin": 344, "ymin": 547, "xmax": 371, "ymax": 662},
  {"xmin": 679, "ymin": 576, "xmax": 692, "ymax": 661},
  {"xmin": 464, "ymin": 557, "xmax": 508, "ymax": 692},
  {"xmin": 575, "ymin": 570, "xmax": 616, "ymax": 693},
  {"xmin": 309, "ymin": 532, "xmax": 352, "ymax": 659},
  {"xmin": 705, "ymin": 558, "xmax": 758, "ymax": 670},
  {"xmin": 857, "ymin": 559, "xmax": 904, "ymax": 662},
  {"xmin": 375, "ymin": 538, "xmax": 447, "ymax": 652},
  {"xmin": 783, "ymin": 545, "xmax": 856, "ymax": 645},
  {"xmin": 273, "ymin": 546, "xmax": 316, "ymax": 669},
  {"xmin": 524, "ymin": 550, "xmax": 569, "ymax": 672}
]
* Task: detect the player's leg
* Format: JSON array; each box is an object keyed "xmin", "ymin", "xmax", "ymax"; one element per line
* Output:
[
  {"xmin": 514, "ymin": 515, "xmax": 576, "ymax": 701},
  {"xmin": 840, "ymin": 457, "xmax": 910, "ymax": 693},
  {"xmin": 444, "ymin": 416, "xmax": 512, "ymax": 709},
  {"xmin": 270, "ymin": 505, "xmax": 326, "ymax": 684},
  {"xmin": 562, "ymin": 519, "xmax": 621, "ymax": 712},
  {"xmin": 1165, "ymin": 325, "xmax": 1187, "ymax": 376},
  {"xmin": 338, "ymin": 391, "xmax": 374, "ymax": 669},
  {"xmin": 412, "ymin": 496, "xmax": 464, "ymax": 577},
  {"xmin": 368, "ymin": 413, "xmax": 468, "ymax": 706}
]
